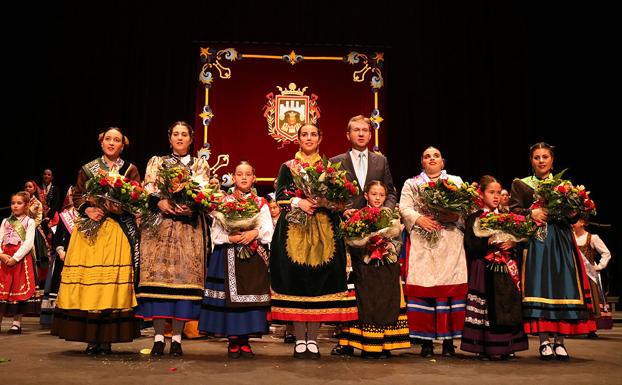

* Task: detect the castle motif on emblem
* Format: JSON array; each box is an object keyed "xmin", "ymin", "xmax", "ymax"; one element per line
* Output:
[{"xmin": 263, "ymin": 83, "xmax": 320, "ymax": 144}]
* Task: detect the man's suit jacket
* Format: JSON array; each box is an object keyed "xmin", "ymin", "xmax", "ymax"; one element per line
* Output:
[{"xmin": 330, "ymin": 150, "xmax": 397, "ymax": 209}]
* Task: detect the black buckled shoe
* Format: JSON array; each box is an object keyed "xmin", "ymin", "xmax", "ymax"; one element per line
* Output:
[
  {"xmin": 98, "ymin": 343, "xmax": 112, "ymax": 355},
  {"xmin": 293, "ymin": 341, "xmax": 307, "ymax": 359},
  {"xmin": 7, "ymin": 325, "xmax": 22, "ymax": 334},
  {"xmin": 306, "ymin": 341, "xmax": 321, "ymax": 359},
  {"xmin": 420, "ymin": 342, "xmax": 434, "ymax": 358},
  {"xmin": 553, "ymin": 343, "xmax": 570, "ymax": 361},
  {"xmin": 330, "ymin": 344, "xmax": 353, "ymax": 356},
  {"xmin": 283, "ymin": 332, "xmax": 296, "ymax": 344},
  {"xmin": 170, "ymin": 341, "xmax": 183, "ymax": 357},
  {"xmin": 539, "ymin": 342, "xmax": 554, "ymax": 361},
  {"xmin": 150, "ymin": 341, "xmax": 165, "ymax": 357},
  {"xmin": 85, "ymin": 343, "xmax": 99, "ymax": 355},
  {"xmin": 441, "ymin": 340, "xmax": 456, "ymax": 357}
]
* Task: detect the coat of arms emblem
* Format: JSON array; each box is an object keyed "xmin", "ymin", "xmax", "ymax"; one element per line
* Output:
[{"xmin": 263, "ymin": 83, "xmax": 320, "ymax": 144}]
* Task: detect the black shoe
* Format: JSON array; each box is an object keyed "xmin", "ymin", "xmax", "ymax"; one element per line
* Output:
[
  {"xmin": 7, "ymin": 325, "xmax": 22, "ymax": 335},
  {"xmin": 150, "ymin": 341, "xmax": 165, "ymax": 357},
  {"xmin": 587, "ymin": 331, "xmax": 598, "ymax": 339},
  {"xmin": 379, "ymin": 350, "xmax": 392, "ymax": 359},
  {"xmin": 539, "ymin": 342, "xmax": 554, "ymax": 361},
  {"xmin": 306, "ymin": 341, "xmax": 321, "ymax": 359},
  {"xmin": 293, "ymin": 341, "xmax": 307, "ymax": 359},
  {"xmin": 420, "ymin": 342, "xmax": 434, "ymax": 358},
  {"xmin": 283, "ymin": 333, "xmax": 296, "ymax": 344},
  {"xmin": 170, "ymin": 341, "xmax": 183, "ymax": 357},
  {"xmin": 331, "ymin": 344, "xmax": 353, "ymax": 356},
  {"xmin": 98, "ymin": 343, "xmax": 112, "ymax": 355},
  {"xmin": 441, "ymin": 340, "xmax": 456, "ymax": 357},
  {"xmin": 553, "ymin": 343, "xmax": 570, "ymax": 361},
  {"xmin": 85, "ymin": 343, "xmax": 99, "ymax": 355}
]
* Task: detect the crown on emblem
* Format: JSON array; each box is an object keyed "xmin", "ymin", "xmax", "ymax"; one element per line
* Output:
[{"xmin": 277, "ymin": 82, "xmax": 308, "ymax": 96}]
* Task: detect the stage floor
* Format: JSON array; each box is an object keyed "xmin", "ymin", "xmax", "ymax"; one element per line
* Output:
[{"xmin": 1, "ymin": 317, "xmax": 621, "ymax": 385}]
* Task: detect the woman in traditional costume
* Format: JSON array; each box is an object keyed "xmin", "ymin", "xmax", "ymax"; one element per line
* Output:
[
  {"xmin": 270, "ymin": 124, "xmax": 358, "ymax": 359},
  {"xmin": 136, "ymin": 121, "xmax": 211, "ymax": 357},
  {"xmin": 399, "ymin": 146, "xmax": 468, "ymax": 357},
  {"xmin": 510, "ymin": 142, "xmax": 595, "ymax": 360},
  {"xmin": 52, "ymin": 127, "xmax": 141, "ymax": 355}
]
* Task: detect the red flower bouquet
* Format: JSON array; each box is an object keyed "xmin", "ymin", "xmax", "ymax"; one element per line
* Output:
[
  {"xmin": 531, "ymin": 169, "xmax": 597, "ymax": 220},
  {"xmin": 340, "ymin": 207, "xmax": 401, "ymax": 265},
  {"xmin": 157, "ymin": 166, "xmax": 221, "ymax": 211},
  {"xmin": 212, "ymin": 193, "xmax": 261, "ymax": 233},
  {"xmin": 287, "ymin": 156, "xmax": 359, "ymax": 224},
  {"xmin": 474, "ymin": 211, "xmax": 537, "ymax": 243},
  {"xmin": 419, "ymin": 179, "xmax": 479, "ymax": 216},
  {"xmin": 79, "ymin": 169, "xmax": 149, "ymax": 240}
]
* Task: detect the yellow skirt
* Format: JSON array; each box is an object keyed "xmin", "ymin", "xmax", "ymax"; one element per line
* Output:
[{"xmin": 57, "ymin": 218, "xmax": 137, "ymax": 311}]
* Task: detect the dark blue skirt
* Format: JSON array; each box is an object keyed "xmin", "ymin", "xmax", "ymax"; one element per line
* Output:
[
  {"xmin": 198, "ymin": 245, "xmax": 268, "ymax": 337},
  {"xmin": 136, "ymin": 298, "xmax": 201, "ymax": 321},
  {"xmin": 522, "ymin": 221, "xmax": 589, "ymax": 320}
]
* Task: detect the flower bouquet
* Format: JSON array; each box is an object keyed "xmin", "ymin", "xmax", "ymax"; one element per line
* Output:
[
  {"xmin": 157, "ymin": 167, "xmax": 221, "ymax": 211},
  {"xmin": 530, "ymin": 169, "xmax": 596, "ymax": 239},
  {"xmin": 340, "ymin": 207, "xmax": 401, "ymax": 265},
  {"xmin": 473, "ymin": 211, "xmax": 538, "ymax": 243},
  {"xmin": 286, "ymin": 156, "xmax": 359, "ymax": 225},
  {"xmin": 211, "ymin": 193, "xmax": 263, "ymax": 260},
  {"xmin": 78, "ymin": 169, "xmax": 149, "ymax": 241},
  {"xmin": 211, "ymin": 193, "xmax": 261, "ymax": 233},
  {"xmin": 415, "ymin": 178, "xmax": 479, "ymax": 247},
  {"xmin": 419, "ymin": 179, "xmax": 479, "ymax": 216}
]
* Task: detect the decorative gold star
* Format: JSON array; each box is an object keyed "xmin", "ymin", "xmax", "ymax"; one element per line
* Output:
[
  {"xmin": 370, "ymin": 114, "xmax": 384, "ymax": 125},
  {"xmin": 200, "ymin": 47, "xmax": 211, "ymax": 59},
  {"xmin": 199, "ymin": 110, "xmax": 214, "ymax": 121}
]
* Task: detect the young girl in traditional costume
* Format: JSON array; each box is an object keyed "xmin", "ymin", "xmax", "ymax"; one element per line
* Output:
[
  {"xmin": 199, "ymin": 161, "xmax": 273, "ymax": 358},
  {"xmin": 460, "ymin": 175, "xmax": 528, "ymax": 359},
  {"xmin": 0, "ymin": 192, "xmax": 39, "ymax": 333},
  {"xmin": 337, "ymin": 181, "xmax": 410, "ymax": 358}
]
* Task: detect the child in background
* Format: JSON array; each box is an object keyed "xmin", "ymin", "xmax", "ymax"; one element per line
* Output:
[
  {"xmin": 0, "ymin": 192, "xmax": 39, "ymax": 333},
  {"xmin": 573, "ymin": 217, "xmax": 613, "ymax": 335}
]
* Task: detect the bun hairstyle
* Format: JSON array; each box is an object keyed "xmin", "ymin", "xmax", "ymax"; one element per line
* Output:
[
  {"xmin": 12, "ymin": 191, "xmax": 30, "ymax": 206},
  {"xmin": 478, "ymin": 175, "xmax": 499, "ymax": 192},
  {"xmin": 168, "ymin": 121, "xmax": 194, "ymax": 139},
  {"xmin": 98, "ymin": 127, "xmax": 130, "ymax": 147},
  {"xmin": 297, "ymin": 124, "xmax": 322, "ymax": 139},
  {"xmin": 529, "ymin": 142, "xmax": 554, "ymax": 158},
  {"xmin": 364, "ymin": 180, "xmax": 387, "ymax": 194}
]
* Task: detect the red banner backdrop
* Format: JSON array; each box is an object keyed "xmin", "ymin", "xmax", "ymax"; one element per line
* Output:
[{"xmin": 194, "ymin": 45, "xmax": 386, "ymax": 185}]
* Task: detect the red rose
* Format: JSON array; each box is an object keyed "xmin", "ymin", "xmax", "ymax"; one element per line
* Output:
[
  {"xmin": 124, "ymin": 177, "xmax": 130, "ymax": 182},
  {"xmin": 584, "ymin": 199, "xmax": 595, "ymax": 210},
  {"xmin": 578, "ymin": 189, "xmax": 587, "ymax": 198},
  {"xmin": 315, "ymin": 164, "xmax": 324, "ymax": 173},
  {"xmin": 114, "ymin": 178, "xmax": 124, "ymax": 188},
  {"xmin": 555, "ymin": 185, "xmax": 568, "ymax": 194},
  {"xmin": 301, "ymin": 162, "xmax": 310, "ymax": 168},
  {"xmin": 326, "ymin": 167, "xmax": 335, "ymax": 173},
  {"xmin": 428, "ymin": 181, "xmax": 436, "ymax": 188},
  {"xmin": 99, "ymin": 178, "xmax": 109, "ymax": 187},
  {"xmin": 130, "ymin": 191, "xmax": 140, "ymax": 201},
  {"xmin": 130, "ymin": 180, "xmax": 140, "ymax": 187}
]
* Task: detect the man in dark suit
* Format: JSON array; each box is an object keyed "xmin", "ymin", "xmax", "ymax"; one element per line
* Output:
[
  {"xmin": 329, "ymin": 115, "xmax": 398, "ymax": 357},
  {"xmin": 330, "ymin": 115, "xmax": 397, "ymax": 212}
]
